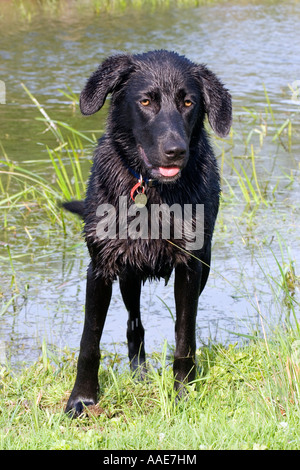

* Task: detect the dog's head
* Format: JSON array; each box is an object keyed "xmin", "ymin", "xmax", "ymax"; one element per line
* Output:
[{"xmin": 80, "ymin": 50, "xmax": 232, "ymax": 183}]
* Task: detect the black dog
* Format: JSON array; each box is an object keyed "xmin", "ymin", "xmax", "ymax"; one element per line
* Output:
[{"xmin": 64, "ymin": 50, "xmax": 231, "ymax": 417}]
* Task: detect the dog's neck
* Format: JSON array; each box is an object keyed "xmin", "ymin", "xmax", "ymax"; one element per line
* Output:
[{"xmin": 125, "ymin": 164, "xmax": 158, "ymax": 187}]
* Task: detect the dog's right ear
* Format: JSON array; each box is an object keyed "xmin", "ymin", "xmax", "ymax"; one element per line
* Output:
[{"xmin": 80, "ymin": 54, "xmax": 133, "ymax": 116}]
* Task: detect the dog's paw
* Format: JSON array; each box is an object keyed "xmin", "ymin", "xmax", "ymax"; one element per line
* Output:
[{"xmin": 65, "ymin": 396, "xmax": 96, "ymax": 419}]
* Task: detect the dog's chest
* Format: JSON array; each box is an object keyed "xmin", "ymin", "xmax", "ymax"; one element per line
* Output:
[{"xmin": 84, "ymin": 194, "xmax": 193, "ymax": 281}]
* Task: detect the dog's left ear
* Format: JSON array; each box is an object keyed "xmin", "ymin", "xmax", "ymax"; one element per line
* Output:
[
  {"xmin": 80, "ymin": 54, "xmax": 134, "ymax": 116},
  {"xmin": 195, "ymin": 65, "xmax": 232, "ymax": 138}
]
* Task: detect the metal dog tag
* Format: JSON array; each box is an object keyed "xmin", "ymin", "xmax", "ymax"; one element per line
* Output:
[{"xmin": 134, "ymin": 193, "xmax": 148, "ymax": 208}]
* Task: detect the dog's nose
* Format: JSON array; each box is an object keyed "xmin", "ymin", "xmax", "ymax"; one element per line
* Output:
[{"xmin": 164, "ymin": 144, "xmax": 187, "ymax": 159}]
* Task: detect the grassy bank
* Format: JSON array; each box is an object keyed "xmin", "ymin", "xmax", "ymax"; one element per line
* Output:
[
  {"xmin": 0, "ymin": 0, "xmax": 220, "ymax": 28},
  {"xmin": 1, "ymin": 330, "xmax": 300, "ymax": 450}
]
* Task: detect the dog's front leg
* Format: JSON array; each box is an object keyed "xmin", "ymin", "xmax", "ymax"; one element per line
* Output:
[
  {"xmin": 65, "ymin": 262, "xmax": 112, "ymax": 417},
  {"xmin": 173, "ymin": 259, "xmax": 202, "ymax": 396}
]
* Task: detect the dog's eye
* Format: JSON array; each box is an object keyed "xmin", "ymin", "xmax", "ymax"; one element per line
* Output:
[
  {"xmin": 184, "ymin": 99, "xmax": 193, "ymax": 107},
  {"xmin": 140, "ymin": 99, "xmax": 150, "ymax": 106}
]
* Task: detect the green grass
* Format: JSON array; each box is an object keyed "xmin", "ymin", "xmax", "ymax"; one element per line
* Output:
[
  {"xmin": 1, "ymin": 0, "xmax": 220, "ymax": 26},
  {"xmin": 11, "ymin": 0, "xmax": 218, "ymax": 18},
  {"xmin": 1, "ymin": 328, "xmax": 300, "ymax": 450},
  {"xmin": 0, "ymin": 87, "xmax": 89, "ymax": 237}
]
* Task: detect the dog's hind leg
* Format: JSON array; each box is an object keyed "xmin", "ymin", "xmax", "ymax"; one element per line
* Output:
[
  {"xmin": 65, "ymin": 262, "xmax": 112, "ymax": 417},
  {"xmin": 119, "ymin": 270, "xmax": 146, "ymax": 378}
]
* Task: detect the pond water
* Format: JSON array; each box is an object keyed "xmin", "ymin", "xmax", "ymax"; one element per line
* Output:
[{"xmin": 0, "ymin": 0, "xmax": 300, "ymax": 366}]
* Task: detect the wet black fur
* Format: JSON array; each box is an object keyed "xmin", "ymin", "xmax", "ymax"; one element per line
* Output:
[{"xmin": 64, "ymin": 50, "xmax": 232, "ymax": 417}]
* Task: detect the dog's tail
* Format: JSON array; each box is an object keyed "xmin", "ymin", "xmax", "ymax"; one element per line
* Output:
[{"xmin": 62, "ymin": 200, "xmax": 85, "ymax": 218}]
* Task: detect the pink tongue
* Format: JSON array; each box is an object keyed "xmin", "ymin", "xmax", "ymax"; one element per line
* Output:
[{"xmin": 159, "ymin": 167, "xmax": 180, "ymax": 177}]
